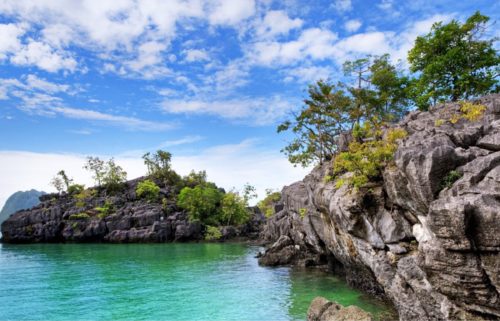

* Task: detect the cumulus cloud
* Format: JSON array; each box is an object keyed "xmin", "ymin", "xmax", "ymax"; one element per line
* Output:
[
  {"xmin": 207, "ymin": 0, "xmax": 256, "ymax": 26},
  {"xmin": 183, "ymin": 49, "xmax": 210, "ymax": 62},
  {"xmin": 344, "ymin": 19, "xmax": 362, "ymax": 33},
  {"xmin": 255, "ymin": 10, "xmax": 303, "ymax": 39},
  {"xmin": 0, "ymin": 141, "xmax": 310, "ymax": 210}
]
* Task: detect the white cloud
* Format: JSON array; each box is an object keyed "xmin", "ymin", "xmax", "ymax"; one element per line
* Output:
[
  {"xmin": 161, "ymin": 96, "xmax": 295, "ymax": 125},
  {"xmin": 184, "ymin": 49, "xmax": 210, "ymax": 62},
  {"xmin": 255, "ymin": 10, "xmax": 303, "ymax": 39},
  {"xmin": 0, "ymin": 23, "xmax": 25, "ymax": 60},
  {"xmin": 0, "ymin": 75, "xmax": 175, "ymax": 131},
  {"xmin": 49, "ymin": 106, "xmax": 175, "ymax": 131},
  {"xmin": 332, "ymin": 0, "xmax": 352, "ymax": 12},
  {"xmin": 25, "ymin": 74, "xmax": 70, "ymax": 93},
  {"xmin": 283, "ymin": 65, "xmax": 334, "ymax": 83},
  {"xmin": 208, "ymin": 0, "xmax": 256, "ymax": 26},
  {"xmin": 249, "ymin": 28, "xmax": 338, "ymax": 65},
  {"xmin": 344, "ymin": 19, "xmax": 362, "ymax": 33},
  {"xmin": 10, "ymin": 40, "xmax": 78, "ymax": 72},
  {"xmin": 0, "ymin": 141, "xmax": 310, "ymax": 210}
]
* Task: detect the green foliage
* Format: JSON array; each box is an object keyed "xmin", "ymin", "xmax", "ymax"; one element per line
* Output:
[
  {"xmin": 74, "ymin": 188, "xmax": 97, "ymax": 208},
  {"xmin": 67, "ymin": 184, "xmax": 84, "ymax": 195},
  {"xmin": 299, "ymin": 208, "xmax": 307, "ymax": 218},
  {"xmin": 458, "ymin": 102, "xmax": 487, "ymax": 122},
  {"xmin": 278, "ymin": 54, "xmax": 409, "ymax": 167},
  {"xmin": 182, "ymin": 170, "xmax": 208, "ymax": 188},
  {"xmin": 95, "ymin": 201, "xmax": 114, "ymax": 219},
  {"xmin": 220, "ymin": 192, "xmax": 250, "ymax": 226},
  {"xmin": 136, "ymin": 179, "xmax": 160, "ymax": 201},
  {"xmin": 277, "ymin": 81, "xmax": 354, "ymax": 167},
  {"xmin": 408, "ymin": 11, "xmax": 499, "ymax": 110},
  {"xmin": 334, "ymin": 124, "xmax": 407, "ymax": 189},
  {"xmin": 143, "ymin": 150, "xmax": 181, "ymax": 187},
  {"xmin": 102, "ymin": 158, "xmax": 127, "ymax": 193},
  {"xmin": 440, "ymin": 170, "xmax": 462, "ymax": 190},
  {"xmin": 83, "ymin": 157, "xmax": 106, "ymax": 186},
  {"xmin": 257, "ymin": 189, "xmax": 281, "ymax": 218},
  {"xmin": 205, "ymin": 225, "xmax": 222, "ymax": 241},
  {"xmin": 242, "ymin": 183, "xmax": 257, "ymax": 204},
  {"xmin": 177, "ymin": 185, "xmax": 223, "ymax": 224},
  {"xmin": 68, "ymin": 213, "xmax": 90, "ymax": 220}
]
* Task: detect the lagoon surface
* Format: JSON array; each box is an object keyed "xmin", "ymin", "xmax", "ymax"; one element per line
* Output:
[{"xmin": 0, "ymin": 243, "xmax": 392, "ymax": 320}]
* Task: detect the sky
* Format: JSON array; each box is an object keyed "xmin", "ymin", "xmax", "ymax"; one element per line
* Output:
[{"xmin": 0, "ymin": 0, "xmax": 498, "ymax": 208}]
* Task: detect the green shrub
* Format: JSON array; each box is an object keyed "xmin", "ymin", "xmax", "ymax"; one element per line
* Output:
[
  {"xmin": 257, "ymin": 190, "xmax": 281, "ymax": 218},
  {"xmin": 299, "ymin": 208, "xmax": 307, "ymax": 218},
  {"xmin": 440, "ymin": 170, "xmax": 462, "ymax": 190},
  {"xmin": 220, "ymin": 192, "xmax": 250, "ymax": 226},
  {"xmin": 136, "ymin": 179, "xmax": 160, "ymax": 201},
  {"xmin": 95, "ymin": 201, "xmax": 114, "ymax": 219},
  {"xmin": 67, "ymin": 184, "xmax": 85, "ymax": 195},
  {"xmin": 333, "ymin": 123, "xmax": 407, "ymax": 189},
  {"xmin": 69, "ymin": 213, "xmax": 90, "ymax": 220},
  {"xmin": 205, "ymin": 225, "xmax": 222, "ymax": 241},
  {"xmin": 177, "ymin": 185, "xmax": 222, "ymax": 224},
  {"xmin": 74, "ymin": 188, "xmax": 97, "ymax": 208}
]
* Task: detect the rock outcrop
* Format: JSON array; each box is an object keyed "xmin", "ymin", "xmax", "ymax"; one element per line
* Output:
[
  {"xmin": 307, "ymin": 297, "xmax": 373, "ymax": 321},
  {"xmin": 1, "ymin": 178, "xmax": 265, "ymax": 243},
  {"xmin": 260, "ymin": 95, "xmax": 500, "ymax": 321}
]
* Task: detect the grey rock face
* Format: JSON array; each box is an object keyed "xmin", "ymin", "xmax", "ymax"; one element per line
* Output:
[{"xmin": 260, "ymin": 95, "xmax": 500, "ymax": 321}]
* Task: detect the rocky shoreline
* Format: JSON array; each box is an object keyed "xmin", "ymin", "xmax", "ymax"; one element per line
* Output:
[
  {"xmin": 2, "ymin": 95, "xmax": 499, "ymax": 320},
  {"xmin": 258, "ymin": 95, "xmax": 500, "ymax": 320}
]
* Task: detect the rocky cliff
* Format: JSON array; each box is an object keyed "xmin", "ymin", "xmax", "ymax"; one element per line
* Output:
[
  {"xmin": 259, "ymin": 95, "xmax": 500, "ymax": 321},
  {"xmin": 1, "ymin": 178, "xmax": 264, "ymax": 243}
]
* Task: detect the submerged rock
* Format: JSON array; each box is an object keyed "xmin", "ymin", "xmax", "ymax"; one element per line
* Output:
[{"xmin": 260, "ymin": 95, "xmax": 500, "ymax": 321}]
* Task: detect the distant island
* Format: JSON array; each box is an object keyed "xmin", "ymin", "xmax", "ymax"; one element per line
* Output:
[{"xmin": 0, "ymin": 190, "xmax": 45, "ymax": 225}]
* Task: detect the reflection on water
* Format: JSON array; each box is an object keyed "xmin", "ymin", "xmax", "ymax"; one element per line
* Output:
[{"xmin": 0, "ymin": 243, "xmax": 394, "ymax": 320}]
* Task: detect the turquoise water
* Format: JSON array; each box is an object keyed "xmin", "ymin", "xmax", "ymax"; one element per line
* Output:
[{"xmin": 0, "ymin": 243, "xmax": 393, "ymax": 320}]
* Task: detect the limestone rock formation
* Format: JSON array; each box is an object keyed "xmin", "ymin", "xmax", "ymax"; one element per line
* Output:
[
  {"xmin": 260, "ymin": 95, "xmax": 500, "ymax": 321},
  {"xmin": 307, "ymin": 297, "xmax": 373, "ymax": 321},
  {"xmin": 1, "ymin": 178, "xmax": 265, "ymax": 243}
]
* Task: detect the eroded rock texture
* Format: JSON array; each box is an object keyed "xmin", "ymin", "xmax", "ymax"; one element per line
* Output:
[
  {"xmin": 1, "ymin": 178, "xmax": 265, "ymax": 243},
  {"xmin": 260, "ymin": 95, "xmax": 500, "ymax": 321}
]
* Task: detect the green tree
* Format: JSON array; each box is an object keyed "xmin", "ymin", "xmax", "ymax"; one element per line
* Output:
[
  {"xmin": 408, "ymin": 11, "xmax": 499, "ymax": 109},
  {"xmin": 343, "ymin": 54, "xmax": 410, "ymax": 123},
  {"xmin": 257, "ymin": 189, "xmax": 281, "ymax": 218},
  {"xmin": 177, "ymin": 185, "xmax": 222, "ymax": 224},
  {"xmin": 278, "ymin": 81, "xmax": 354, "ymax": 166},
  {"xmin": 142, "ymin": 150, "xmax": 181, "ymax": 187},
  {"xmin": 50, "ymin": 175, "xmax": 64, "ymax": 194},
  {"xmin": 182, "ymin": 170, "xmax": 208, "ymax": 188},
  {"xmin": 278, "ymin": 55, "xmax": 409, "ymax": 167},
  {"xmin": 102, "ymin": 158, "xmax": 127, "ymax": 193},
  {"xmin": 83, "ymin": 156, "xmax": 105, "ymax": 186},
  {"xmin": 220, "ymin": 192, "xmax": 250, "ymax": 226}
]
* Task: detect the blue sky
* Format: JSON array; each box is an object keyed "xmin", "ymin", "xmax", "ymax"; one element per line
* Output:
[{"xmin": 0, "ymin": 0, "xmax": 498, "ymax": 208}]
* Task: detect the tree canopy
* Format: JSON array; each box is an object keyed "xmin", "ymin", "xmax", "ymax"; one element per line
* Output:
[{"xmin": 408, "ymin": 11, "xmax": 499, "ymax": 109}]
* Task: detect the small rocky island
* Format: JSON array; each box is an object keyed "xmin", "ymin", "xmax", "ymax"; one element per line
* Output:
[
  {"xmin": 258, "ymin": 95, "xmax": 500, "ymax": 321},
  {"xmin": 1, "ymin": 176, "xmax": 265, "ymax": 243}
]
